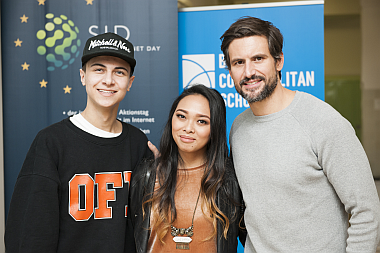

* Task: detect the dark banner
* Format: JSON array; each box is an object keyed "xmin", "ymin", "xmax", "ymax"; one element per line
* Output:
[{"xmin": 1, "ymin": 0, "xmax": 178, "ymax": 214}]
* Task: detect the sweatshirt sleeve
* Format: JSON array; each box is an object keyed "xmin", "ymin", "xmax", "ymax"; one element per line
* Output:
[
  {"xmin": 5, "ymin": 132, "xmax": 61, "ymax": 253},
  {"xmin": 317, "ymin": 113, "xmax": 380, "ymax": 252}
]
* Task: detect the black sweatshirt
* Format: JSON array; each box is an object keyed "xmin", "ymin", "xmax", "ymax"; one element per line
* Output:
[{"xmin": 5, "ymin": 118, "xmax": 151, "ymax": 253}]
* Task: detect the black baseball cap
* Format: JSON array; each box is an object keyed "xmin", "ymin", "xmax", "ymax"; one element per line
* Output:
[{"xmin": 81, "ymin": 32, "xmax": 136, "ymax": 74}]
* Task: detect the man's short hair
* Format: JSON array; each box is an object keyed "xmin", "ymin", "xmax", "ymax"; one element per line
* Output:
[{"xmin": 220, "ymin": 16, "xmax": 283, "ymax": 78}]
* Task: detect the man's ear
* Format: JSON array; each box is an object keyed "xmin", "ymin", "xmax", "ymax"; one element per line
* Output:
[
  {"xmin": 80, "ymin": 69, "xmax": 86, "ymax": 86},
  {"xmin": 276, "ymin": 53, "xmax": 284, "ymax": 71},
  {"xmin": 127, "ymin": 75, "xmax": 135, "ymax": 91}
]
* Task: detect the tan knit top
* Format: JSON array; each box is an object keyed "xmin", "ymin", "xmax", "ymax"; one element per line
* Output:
[{"xmin": 147, "ymin": 164, "xmax": 217, "ymax": 253}]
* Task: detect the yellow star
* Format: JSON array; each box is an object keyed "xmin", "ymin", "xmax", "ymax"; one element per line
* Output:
[
  {"xmin": 14, "ymin": 38, "xmax": 22, "ymax": 47},
  {"xmin": 21, "ymin": 62, "xmax": 30, "ymax": 70},
  {"xmin": 86, "ymin": 0, "xmax": 94, "ymax": 5},
  {"xmin": 63, "ymin": 85, "xmax": 72, "ymax": 94},
  {"xmin": 20, "ymin": 14, "xmax": 28, "ymax": 23},
  {"xmin": 40, "ymin": 79, "xmax": 47, "ymax": 88},
  {"xmin": 37, "ymin": 0, "xmax": 46, "ymax": 5}
]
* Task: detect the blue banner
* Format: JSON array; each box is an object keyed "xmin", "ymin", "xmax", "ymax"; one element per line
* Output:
[
  {"xmin": 2, "ymin": 0, "xmax": 178, "ymax": 214},
  {"xmin": 179, "ymin": 1, "xmax": 324, "ymax": 142},
  {"xmin": 179, "ymin": 4, "xmax": 324, "ymax": 251}
]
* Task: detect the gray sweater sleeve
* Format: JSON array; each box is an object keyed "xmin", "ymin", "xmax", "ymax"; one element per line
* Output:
[{"xmin": 303, "ymin": 93, "xmax": 380, "ymax": 252}]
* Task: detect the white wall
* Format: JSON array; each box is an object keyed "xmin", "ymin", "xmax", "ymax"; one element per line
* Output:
[{"xmin": 361, "ymin": 0, "xmax": 380, "ymax": 178}]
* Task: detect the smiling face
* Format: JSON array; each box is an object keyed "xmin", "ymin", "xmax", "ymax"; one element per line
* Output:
[
  {"xmin": 80, "ymin": 55, "xmax": 135, "ymax": 112},
  {"xmin": 171, "ymin": 94, "xmax": 211, "ymax": 158},
  {"xmin": 228, "ymin": 35, "xmax": 283, "ymax": 104}
]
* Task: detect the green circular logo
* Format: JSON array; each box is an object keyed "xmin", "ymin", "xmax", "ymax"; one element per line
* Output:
[{"xmin": 36, "ymin": 13, "xmax": 81, "ymax": 71}]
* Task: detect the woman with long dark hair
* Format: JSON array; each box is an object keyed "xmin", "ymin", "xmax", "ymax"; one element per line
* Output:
[{"xmin": 130, "ymin": 84, "xmax": 245, "ymax": 253}]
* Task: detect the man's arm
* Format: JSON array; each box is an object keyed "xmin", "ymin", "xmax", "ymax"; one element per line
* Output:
[
  {"xmin": 5, "ymin": 134, "xmax": 60, "ymax": 253},
  {"xmin": 5, "ymin": 176, "xmax": 60, "ymax": 252},
  {"xmin": 319, "ymin": 116, "xmax": 380, "ymax": 252}
]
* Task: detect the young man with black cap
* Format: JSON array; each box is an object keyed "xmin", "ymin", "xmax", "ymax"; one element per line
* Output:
[{"xmin": 5, "ymin": 33, "xmax": 151, "ymax": 253}]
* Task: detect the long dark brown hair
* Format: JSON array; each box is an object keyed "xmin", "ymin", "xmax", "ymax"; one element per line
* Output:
[{"xmin": 143, "ymin": 84, "xmax": 230, "ymax": 242}]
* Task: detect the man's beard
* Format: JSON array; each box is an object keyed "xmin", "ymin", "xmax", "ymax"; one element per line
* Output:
[{"xmin": 238, "ymin": 73, "xmax": 278, "ymax": 103}]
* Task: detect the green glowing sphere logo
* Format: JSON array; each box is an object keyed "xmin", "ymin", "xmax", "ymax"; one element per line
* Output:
[{"xmin": 36, "ymin": 13, "xmax": 81, "ymax": 71}]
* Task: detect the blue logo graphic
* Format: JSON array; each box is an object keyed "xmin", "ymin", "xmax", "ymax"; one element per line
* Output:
[
  {"xmin": 182, "ymin": 54, "xmax": 215, "ymax": 89},
  {"xmin": 36, "ymin": 13, "xmax": 81, "ymax": 71}
]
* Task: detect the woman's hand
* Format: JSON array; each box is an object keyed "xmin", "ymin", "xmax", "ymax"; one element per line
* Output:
[{"xmin": 148, "ymin": 141, "xmax": 160, "ymax": 159}]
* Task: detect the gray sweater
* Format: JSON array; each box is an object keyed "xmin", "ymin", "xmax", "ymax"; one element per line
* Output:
[{"xmin": 230, "ymin": 91, "xmax": 380, "ymax": 253}]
